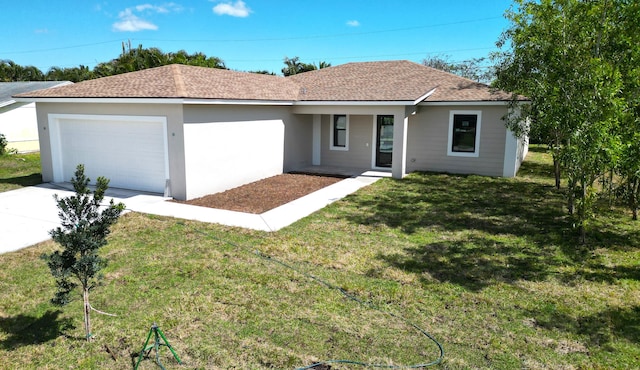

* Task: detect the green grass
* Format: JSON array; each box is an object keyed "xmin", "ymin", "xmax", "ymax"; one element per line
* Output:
[
  {"xmin": 0, "ymin": 152, "xmax": 42, "ymax": 192},
  {"xmin": 1, "ymin": 146, "xmax": 638, "ymax": 369}
]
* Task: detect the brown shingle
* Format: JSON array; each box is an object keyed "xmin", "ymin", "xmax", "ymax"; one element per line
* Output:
[
  {"xmin": 288, "ymin": 60, "xmax": 514, "ymax": 102},
  {"xmin": 17, "ymin": 64, "xmax": 300, "ymax": 101},
  {"xmin": 16, "ymin": 60, "xmax": 517, "ymax": 103}
]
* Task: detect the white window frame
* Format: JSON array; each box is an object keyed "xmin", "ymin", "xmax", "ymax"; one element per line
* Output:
[
  {"xmin": 330, "ymin": 114, "xmax": 349, "ymax": 151},
  {"xmin": 447, "ymin": 110, "xmax": 482, "ymax": 157}
]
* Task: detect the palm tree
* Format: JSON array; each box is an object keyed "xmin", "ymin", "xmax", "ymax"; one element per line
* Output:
[{"xmin": 0, "ymin": 60, "xmax": 45, "ymax": 81}]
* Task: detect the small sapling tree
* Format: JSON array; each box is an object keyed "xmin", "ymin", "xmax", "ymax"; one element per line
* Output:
[{"xmin": 43, "ymin": 164, "xmax": 125, "ymax": 341}]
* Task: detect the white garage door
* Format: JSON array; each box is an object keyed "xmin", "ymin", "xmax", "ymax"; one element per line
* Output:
[{"xmin": 50, "ymin": 114, "xmax": 169, "ymax": 194}]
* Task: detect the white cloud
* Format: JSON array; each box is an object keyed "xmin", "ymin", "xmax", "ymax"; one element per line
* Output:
[
  {"xmin": 135, "ymin": 4, "xmax": 155, "ymax": 12},
  {"xmin": 112, "ymin": 3, "xmax": 183, "ymax": 32},
  {"xmin": 346, "ymin": 20, "xmax": 360, "ymax": 27},
  {"xmin": 136, "ymin": 3, "xmax": 183, "ymax": 14},
  {"xmin": 113, "ymin": 9, "xmax": 158, "ymax": 32},
  {"xmin": 212, "ymin": 1, "xmax": 251, "ymax": 17}
]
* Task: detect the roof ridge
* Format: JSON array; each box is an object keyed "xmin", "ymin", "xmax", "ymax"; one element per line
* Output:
[{"xmin": 171, "ymin": 64, "xmax": 187, "ymax": 97}]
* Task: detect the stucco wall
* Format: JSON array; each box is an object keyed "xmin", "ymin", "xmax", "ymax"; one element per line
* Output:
[
  {"xmin": 35, "ymin": 102, "xmax": 187, "ymax": 198},
  {"xmin": 406, "ymin": 105, "xmax": 509, "ymax": 177},
  {"xmin": 184, "ymin": 105, "xmax": 312, "ymax": 173},
  {"xmin": 0, "ymin": 102, "xmax": 39, "ymax": 152},
  {"xmin": 182, "ymin": 119, "xmax": 284, "ymax": 199},
  {"xmin": 182, "ymin": 105, "xmax": 312, "ymax": 199}
]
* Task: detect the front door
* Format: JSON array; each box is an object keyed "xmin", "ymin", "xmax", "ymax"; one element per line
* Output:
[{"xmin": 376, "ymin": 115, "xmax": 394, "ymax": 167}]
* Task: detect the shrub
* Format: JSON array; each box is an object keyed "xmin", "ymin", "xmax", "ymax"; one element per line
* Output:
[{"xmin": 0, "ymin": 133, "xmax": 7, "ymax": 155}]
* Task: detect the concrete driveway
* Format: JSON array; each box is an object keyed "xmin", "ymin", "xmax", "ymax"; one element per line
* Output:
[
  {"xmin": 0, "ymin": 175, "xmax": 383, "ymax": 254},
  {"xmin": 0, "ymin": 183, "xmax": 168, "ymax": 254}
]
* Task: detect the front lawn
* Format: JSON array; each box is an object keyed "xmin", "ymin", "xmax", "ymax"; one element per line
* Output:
[
  {"xmin": 0, "ymin": 152, "xmax": 42, "ymax": 192},
  {"xmin": 0, "ymin": 147, "xmax": 638, "ymax": 369}
]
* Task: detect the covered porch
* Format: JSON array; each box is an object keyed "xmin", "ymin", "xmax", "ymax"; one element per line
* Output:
[
  {"xmin": 292, "ymin": 105, "xmax": 416, "ymax": 180},
  {"xmin": 290, "ymin": 165, "xmax": 392, "ymax": 178}
]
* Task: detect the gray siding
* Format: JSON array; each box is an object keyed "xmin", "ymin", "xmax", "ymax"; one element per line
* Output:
[
  {"xmin": 406, "ymin": 105, "xmax": 508, "ymax": 177},
  {"xmin": 320, "ymin": 114, "xmax": 374, "ymax": 168}
]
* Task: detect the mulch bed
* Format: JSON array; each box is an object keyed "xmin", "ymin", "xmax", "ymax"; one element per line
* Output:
[{"xmin": 173, "ymin": 173, "xmax": 344, "ymax": 214}]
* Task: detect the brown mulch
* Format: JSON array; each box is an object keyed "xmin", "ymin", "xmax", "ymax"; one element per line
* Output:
[{"xmin": 174, "ymin": 173, "xmax": 344, "ymax": 214}]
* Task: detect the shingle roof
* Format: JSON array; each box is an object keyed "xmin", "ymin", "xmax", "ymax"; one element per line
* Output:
[
  {"xmin": 289, "ymin": 60, "xmax": 513, "ymax": 102},
  {"xmin": 15, "ymin": 60, "xmax": 516, "ymax": 103},
  {"xmin": 15, "ymin": 65, "xmax": 300, "ymax": 101},
  {"xmin": 1, "ymin": 81, "xmax": 71, "ymax": 107}
]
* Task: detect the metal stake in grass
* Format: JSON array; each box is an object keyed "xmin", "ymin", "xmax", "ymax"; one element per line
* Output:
[{"xmin": 134, "ymin": 323, "xmax": 182, "ymax": 370}]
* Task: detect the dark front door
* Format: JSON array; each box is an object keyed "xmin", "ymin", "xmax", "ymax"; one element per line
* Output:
[{"xmin": 376, "ymin": 115, "xmax": 394, "ymax": 167}]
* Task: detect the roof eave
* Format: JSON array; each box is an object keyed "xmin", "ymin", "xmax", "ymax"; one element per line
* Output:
[
  {"xmin": 14, "ymin": 96, "xmax": 296, "ymax": 106},
  {"xmin": 421, "ymin": 100, "xmax": 513, "ymax": 106},
  {"xmin": 183, "ymin": 98, "xmax": 294, "ymax": 106},
  {"xmin": 413, "ymin": 88, "xmax": 437, "ymax": 106},
  {"xmin": 0, "ymin": 100, "xmax": 17, "ymax": 108},
  {"xmin": 293, "ymin": 100, "xmax": 416, "ymax": 106},
  {"xmin": 14, "ymin": 97, "xmax": 186, "ymax": 105}
]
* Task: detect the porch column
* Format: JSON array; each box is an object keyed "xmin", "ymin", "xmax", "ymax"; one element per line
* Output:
[
  {"xmin": 391, "ymin": 108, "xmax": 409, "ymax": 179},
  {"xmin": 312, "ymin": 114, "xmax": 321, "ymax": 165}
]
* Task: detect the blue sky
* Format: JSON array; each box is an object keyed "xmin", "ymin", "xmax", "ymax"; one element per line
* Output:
[{"xmin": 0, "ymin": 0, "xmax": 514, "ymax": 75}]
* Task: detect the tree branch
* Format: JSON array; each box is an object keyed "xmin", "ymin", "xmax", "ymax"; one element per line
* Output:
[{"xmin": 89, "ymin": 303, "xmax": 117, "ymax": 317}]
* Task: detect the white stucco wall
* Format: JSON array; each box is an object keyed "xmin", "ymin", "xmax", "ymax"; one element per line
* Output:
[
  {"xmin": 183, "ymin": 120, "xmax": 285, "ymax": 199},
  {"xmin": 0, "ymin": 102, "xmax": 39, "ymax": 152},
  {"xmin": 35, "ymin": 102, "xmax": 187, "ymax": 198}
]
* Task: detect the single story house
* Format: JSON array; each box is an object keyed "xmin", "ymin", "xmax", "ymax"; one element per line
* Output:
[
  {"xmin": 15, "ymin": 60, "xmax": 528, "ymax": 201},
  {"xmin": 1, "ymin": 81, "xmax": 71, "ymax": 152}
]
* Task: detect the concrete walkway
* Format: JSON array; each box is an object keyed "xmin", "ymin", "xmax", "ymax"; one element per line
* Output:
[{"xmin": 0, "ymin": 174, "xmax": 384, "ymax": 254}]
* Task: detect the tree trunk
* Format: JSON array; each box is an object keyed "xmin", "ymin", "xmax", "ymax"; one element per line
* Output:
[
  {"xmin": 554, "ymin": 157, "xmax": 562, "ymax": 189},
  {"xmin": 567, "ymin": 177, "xmax": 576, "ymax": 215},
  {"xmin": 630, "ymin": 180, "xmax": 638, "ymax": 221},
  {"xmin": 83, "ymin": 287, "xmax": 92, "ymax": 341},
  {"xmin": 579, "ymin": 180, "xmax": 587, "ymax": 244},
  {"xmin": 608, "ymin": 170, "xmax": 614, "ymax": 207}
]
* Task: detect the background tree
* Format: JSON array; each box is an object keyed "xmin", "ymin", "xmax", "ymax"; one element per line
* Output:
[
  {"xmin": 0, "ymin": 60, "xmax": 44, "ymax": 81},
  {"xmin": 43, "ymin": 165, "xmax": 125, "ymax": 341},
  {"xmin": 46, "ymin": 65, "xmax": 95, "ymax": 82},
  {"xmin": 422, "ymin": 55, "xmax": 495, "ymax": 84},
  {"xmin": 248, "ymin": 70, "xmax": 276, "ymax": 75},
  {"xmin": 315, "ymin": 61, "xmax": 332, "ymax": 70},
  {"xmin": 1, "ymin": 44, "xmax": 227, "ymax": 82},
  {"xmin": 281, "ymin": 56, "xmax": 327, "ymax": 76},
  {"xmin": 0, "ymin": 133, "xmax": 8, "ymax": 155}
]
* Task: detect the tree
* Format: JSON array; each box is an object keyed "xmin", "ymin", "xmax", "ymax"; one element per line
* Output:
[
  {"xmin": 46, "ymin": 65, "xmax": 94, "ymax": 82},
  {"xmin": 0, "ymin": 59, "xmax": 44, "ymax": 81},
  {"xmin": 315, "ymin": 61, "xmax": 332, "ymax": 70},
  {"xmin": 494, "ymin": 0, "xmax": 630, "ymax": 242},
  {"xmin": 5, "ymin": 45, "xmax": 228, "ymax": 82},
  {"xmin": 94, "ymin": 44, "xmax": 226, "ymax": 78},
  {"xmin": 422, "ymin": 55, "xmax": 494, "ymax": 84},
  {"xmin": 0, "ymin": 133, "xmax": 8, "ymax": 155},
  {"xmin": 249, "ymin": 70, "xmax": 276, "ymax": 75},
  {"xmin": 610, "ymin": 1, "xmax": 640, "ymax": 220},
  {"xmin": 43, "ymin": 164, "xmax": 125, "ymax": 341},
  {"xmin": 281, "ymin": 56, "xmax": 320, "ymax": 76}
]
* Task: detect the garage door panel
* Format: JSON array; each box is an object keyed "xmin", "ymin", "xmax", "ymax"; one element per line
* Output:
[{"xmin": 52, "ymin": 115, "xmax": 168, "ymax": 193}]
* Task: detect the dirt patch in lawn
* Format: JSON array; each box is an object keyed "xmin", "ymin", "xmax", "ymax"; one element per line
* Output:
[{"xmin": 173, "ymin": 173, "xmax": 345, "ymax": 214}]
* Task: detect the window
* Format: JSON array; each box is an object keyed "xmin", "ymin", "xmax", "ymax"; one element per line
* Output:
[
  {"xmin": 447, "ymin": 110, "xmax": 481, "ymax": 157},
  {"xmin": 331, "ymin": 114, "xmax": 349, "ymax": 150}
]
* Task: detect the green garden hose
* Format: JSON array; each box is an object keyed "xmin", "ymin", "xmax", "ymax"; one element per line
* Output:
[{"xmin": 189, "ymin": 225, "xmax": 444, "ymax": 368}]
